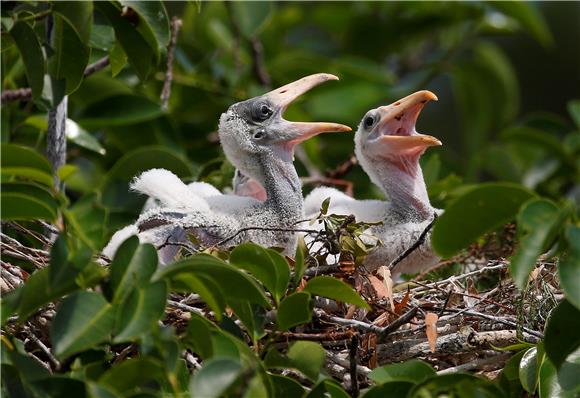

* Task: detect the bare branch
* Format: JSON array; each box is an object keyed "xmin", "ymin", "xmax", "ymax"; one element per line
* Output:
[{"xmin": 160, "ymin": 17, "xmax": 182, "ymax": 110}]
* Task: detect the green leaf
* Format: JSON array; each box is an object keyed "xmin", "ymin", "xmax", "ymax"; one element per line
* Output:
[
  {"xmin": 422, "ymin": 153, "xmax": 441, "ymax": 187},
  {"xmin": 66, "ymin": 119, "xmax": 106, "ymax": 155},
  {"xmin": 98, "ymin": 357, "xmax": 165, "ymax": 394},
  {"xmin": 1, "ymin": 144, "xmax": 53, "ymax": 186},
  {"xmin": 109, "ymin": 41, "xmax": 127, "ymax": 77},
  {"xmin": 560, "ymin": 225, "xmax": 580, "ymax": 310},
  {"xmin": 362, "ymin": 382, "xmax": 415, "ymax": 398},
  {"xmin": 411, "ymin": 373, "xmax": 504, "ymax": 397},
  {"xmin": 489, "ymin": 2, "xmax": 553, "ymax": 47},
  {"xmin": 293, "ymin": 238, "xmax": 307, "ymax": 285},
  {"xmin": 519, "ymin": 346, "xmax": 541, "ymax": 393},
  {"xmin": 307, "ymin": 380, "xmax": 351, "ymax": 398},
  {"xmin": 119, "ymin": 1, "xmax": 170, "ymax": 52},
  {"xmin": 95, "ymin": 1, "xmax": 156, "ymax": 80},
  {"xmin": 113, "ymin": 280, "xmax": 168, "ymax": 343},
  {"xmin": 1, "ymin": 182, "xmax": 58, "ymax": 221},
  {"xmin": 538, "ymin": 355, "xmax": 579, "ymax": 398},
  {"xmin": 10, "ymin": 21, "xmax": 45, "ymax": 99},
  {"xmin": 110, "ymin": 236, "xmax": 158, "ymax": 304},
  {"xmin": 16, "ymin": 268, "xmax": 77, "ymax": 321},
  {"xmin": 229, "ymin": 2, "xmax": 273, "ymax": 37},
  {"xmin": 553, "ymin": 347, "xmax": 580, "ymax": 394},
  {"xmin": 51, "ymin": 291, "xmax": 115, "ymax": 359},
  {"xmin": 230, "ymin": 243, "xmax": 290, "ymax": 304},
  {"xmin": 48, "ymin": 235, "xmax": 77, "ymax": 290},
  {"xmin": 432, "ymin": 183, "xmax": 536, "ymax": 257},
  {"xmin": 66, "ymin": 193, "xmax": 108, "ymax": 251},
  {"xmin": 52, "ymin": 1, "xmax": 93, "ymax": 43},
  {"xmin": 270, "ymin": 374, "xmax": 305, "ymax": 398},
  {"xmin": 369, "ymin": 359, "xmax": 436, "ymax": 385},
  {"xmin": 155, "ymin": 254, "xmax": 271, "ymax": 308},
  {"xmin": 304, "ymin": 276, "xmax": 370, "ymax": 310},
  {"xmin": 545, "ymin": 300, "xmax": 580, "ymax": 369},
  {"xmin": 568, "ymin": 100, "xmax": 580, "ymax": 129},
  {"xmin": 498, "ymin": 350, "xmax": 526, "ymax": 397},
  {"xmin": 169, "ymin": 273, "xmax": 225, "ymax": 320},
  {"xmin": 277, "ymin": 292, "xmax": 313, "ymax": 331},
  {"xmin": 510, "ymin": 199, "xmax": 563, "ymax": 289},
  {"xmin": 184, "ymin": 312, "xmax": 216, "ymax": 360},
  {"xmin": 78, "ymin": 95, "xmax": 163, "ymax": 128},
  {"xmin": 48, "ymin": 14, "xmax": 90, "ymax": 94},
  {"xmin": 189, "ymin": 358, "xmax": 243, "ymax": 398},
  {"xmin": 286, "ymin": 341, "xmax": 325, "ymax": 381}
]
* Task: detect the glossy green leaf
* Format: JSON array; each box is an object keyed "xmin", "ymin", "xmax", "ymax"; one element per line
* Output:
[
  {"xmin": 1, "ymin": 144, "xmax": 53, "ymax": 186},
  {"xmin": 110, "ymin": 236, "xmax": 158, "ymax": 304},
  {"xmin": 113, "ymin": 281, "xmax": 168, "ymax": 343},
  {"xmin": 52, "ymin": 1, "xmax": 93, "ymax": 43},
  {"xmin": 270, "ymin": 374, "xmax": 305, "ymax": 398},
  {"xmin": 229, "ymin": 2, "xmax": 273, "ymax": 37},
  {"xmin": 432, "ymin": 183, "xmax": 536, "ymax": 257},
  {"xmin": 411, "ymin": 373, "xmax": 504, "ymax": 397},
  {"xmin": 277, "ymin": 292, "xmax": 313, "ymax": 331},
  {"xmin": 498, "ymin": 350, "xmax": 526, "ymax": 397},
  {"xmin": 539, "ymin": 356, "xmax": 578, "ymax": 398},
  {"xmin": 1, "ymin": 182, "xmax": 58, "ymax": 221},
  {"xmin": 362, "ymin": 381, "xmax": 414, "ymax": 398},
  {"xmin": 519, "ymin": 347, "xmax": 541, "ymax": 393},
  {"xmin": 559, "ymin": 225, "xmax": 580, "ymax": 310},
  {"xmin": 66, "ymin": 119, "xmax": 106, "ymax": 155},
  {"xmin": 190, "ymin": 358, "xmax": 243, "ymax": 398},
  {"xmin": 109, "ymin": 41, "xmax": 127, "ymax": 77},
  {"xmin": 78, "ymin": 95, "xmax": 163, "ymax": 128},
  {"xmin": 169, "ymin": 273, "xmax": 225, "ymax": 320},
  {"xmin": 30, "ymin": 377, "xmax": 87, "ymax": 398},
  {"xmin": 10, "ymin": 21, "xmax": 44, "ymax": 99},
  {"xmin": 95, "ymin": 1, "xmax": 155, "ymax": 80},
  {"xmin": 65, "ymin": 193, "xmax": 108, "ymax": 251},
  {"xmin": 51, "ymin": 291, "xmax": 115, "ymax": 359},
  {"xmin": 304, "ymin": 276, "xmax": 370, "ymax": 310},
  {"xmin": 568, "ymin": 100, "xmax": 580, "ymax": 129},
  {"xmin": 154, "ymin": 254, "xmax": 270, "ymax": 308},
  {"xmin": 510, "ymin": 199, "xmax": 563, "ymax": 289},
  {"xmin": 48, "ymin": 235, "xmax": 76, "ymax": 290},
  {"xmin": 293, "ymin": 238, "xmax": 307, "ymax": 285},
  {"xmin": 98, "ymin": 357, "xmax": 165, "ymax": 393},
  {"xmin": 369, "ymin": 359, "xmax": 436, "ymax": 385},
  {"xmin": 184, "ymin": 312, "xmax": 216, "ymax": 360},
  {"xmin": 119, "ymin": 1, "xmax": 170, "ymax": 53},
  {"xmin": 230, "ymin": 243, "xmax": 290, "ymax": 304},
  {"xmin": 490, "ymin": 2, "xmax": 553, "ymax": 47},
  {"xmin": 287, "ymin": 341, "xmax": 325, "ymax": 381},
  {"xmin": 89, "ymin": 23, "xmax": 115, "ymax": 51},
  {"xmin": 545, "ymin": 300, "xmax": 580, "ymax": 369},
  {"xmin": 502, "ymin": 126, "xmax": 574, "ymax": 168}
]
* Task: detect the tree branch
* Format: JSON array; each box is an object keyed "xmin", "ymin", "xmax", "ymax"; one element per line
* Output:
[{"xmin": 160, "ymin": 17, "xmax": 182, "ymax": 110}]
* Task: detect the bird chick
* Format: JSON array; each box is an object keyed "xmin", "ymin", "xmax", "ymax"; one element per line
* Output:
[
  {"xmin": 104, "ymin": 74, "xmax": 350, "ymax": 262},
  {"xmin": 305, "ymin": 91, "xmax": 442, "ymax": 277}
]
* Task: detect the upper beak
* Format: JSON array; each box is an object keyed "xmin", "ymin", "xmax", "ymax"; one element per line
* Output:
[
  {"xmin": 265, "ymin": 73, "xmax": 352, "ymax": 145},
  {"xmin": 375, "ymin": 90, "xmax": 441, "ymax": 154}
]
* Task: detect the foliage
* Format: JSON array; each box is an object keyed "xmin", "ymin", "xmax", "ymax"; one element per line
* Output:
[{"xmin": 1, "ymin": 1, "xmax": 579, "ymax": 397}]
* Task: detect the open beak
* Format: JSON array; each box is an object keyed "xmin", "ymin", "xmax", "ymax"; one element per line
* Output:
[
  {"xmin": 373, "ymin": 90, "xmax": 441, "ymax": 156},
  {"xmin": 265, "ymin": 73, "xmax": 352, "ymax": 145}
]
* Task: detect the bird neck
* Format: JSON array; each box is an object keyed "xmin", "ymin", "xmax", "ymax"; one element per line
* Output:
[
  {"xmin": 257, "ymin": 148, "xmax": 303, "ymax": 221},
  {"xmin": 372, "ymin": 156, "xmax": 432, "ymax": 220}
]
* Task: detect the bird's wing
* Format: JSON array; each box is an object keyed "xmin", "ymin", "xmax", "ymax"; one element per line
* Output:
[
  {"xmin": 187, "ymin": 181, "xmax": 223, "ymax": 198},
  {"xmin": 130, "ymin": 168, "xmax": 210, "ymax": 212}
]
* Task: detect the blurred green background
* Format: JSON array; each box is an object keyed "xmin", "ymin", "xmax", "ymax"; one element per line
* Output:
[{"xmin": 2, "ymin": 1, "xmax": 579, "ymax": 248}]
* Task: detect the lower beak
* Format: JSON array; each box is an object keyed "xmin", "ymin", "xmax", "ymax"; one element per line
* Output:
[
  {"xmin": 378, "ymin": 134, "xmax": 441, "ymax": 155},
  {"xmin": 286, "ymin": 121, "xmax": 352, "ymax": 145},
  {"xmin": 264, "ymin": 73, "xmax": 352, "ymax": 144}
]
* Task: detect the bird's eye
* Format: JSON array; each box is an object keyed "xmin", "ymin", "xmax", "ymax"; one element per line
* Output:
[
  {"xmin": 364, "ymin": 115, "xmax": 376, "ymax": 129},
  {"xmin": 253, "ymin": 102, "xmax": 273, "ymax": 121},
  {"xmin": 253, "ymin": 129, "xmax": 266, "ymax": 139}
]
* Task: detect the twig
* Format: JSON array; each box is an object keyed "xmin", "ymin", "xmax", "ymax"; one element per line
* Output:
[
  {"xmin": 326, "ymin": 155, "xmax": 358, "ymax": 179},
  {"xmin": 250, "ymin": 37, "xmax": 271, "ymax": 86},
  {"xmin": 2, "ymin": 56, "xmax": 110, "ymax": 103},
  {"xmin": 378, "ymin": 307, "xmax": 419, "ymax": 342},
  {"xmin": 301, "ymin": 177, "xmax": 354, "ymax": 197},
  {"xmin": 26, "ymin": 328, "xmax": 60, "ymax": 370},
  {"xmin": 349, "ymin": 334, "xmax": 359, "ymax": 396},
  {"xmin": 83, "ymin": 56, "xmax": 110, "ymax": 77},
  {"xmin": 215, "ymin": 226, "xmax": 319, "ymax": 247},
  {"xmin": 167, "ymin": 300, "xmax": 205, "ymax": 316},
  {"xmin": 160, "ymin": 17, "xmax": 182, "ymax": 110},
  {"xmin": 325, "ymin": 351, "xmax": 371, "ymax": 377},
  {"xmin": 388, "ymin": 212, "xmax": 438, "ymax": 271},
  {"xmin": 275, "ymin": 330, "xmax": 355, "ymax": 342},
  {"xmin": 437, "ymin": 352, "xmax": 512, "ymax": 375}
]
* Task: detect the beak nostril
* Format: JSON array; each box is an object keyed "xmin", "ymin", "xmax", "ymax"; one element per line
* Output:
[
  {"xmin": 279, "ymin": 89, "xmax": 287, "ymax": 94},
  {"xmin": 394, "ymin": 102, "xmax": 401, "ymax": 106}
]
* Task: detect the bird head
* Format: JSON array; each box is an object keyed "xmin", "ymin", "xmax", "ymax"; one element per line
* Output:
[
  {"xmin": 219, "ymin": 74, "xmax": 351, "ymax": 180},
  {"xmin": 355, "ymin": 90, "xmax": 441, "ymax": 180}
]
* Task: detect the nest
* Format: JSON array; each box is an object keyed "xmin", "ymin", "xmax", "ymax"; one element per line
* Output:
[{"xmin": 0, "ymin": 221, "xmax": 561, "ymax": 391}]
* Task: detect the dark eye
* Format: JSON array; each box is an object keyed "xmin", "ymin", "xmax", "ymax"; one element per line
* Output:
[
  {"xmin": 253, "ymin": 102, "xmax": 273, "ymax": 121},
  {"xmin": 364, "ymin": 115, "xmax": 376, "ymax": 129},
  {"xmin": 253, "ymin": 129, "xmax": 266, "ymax": 139}
]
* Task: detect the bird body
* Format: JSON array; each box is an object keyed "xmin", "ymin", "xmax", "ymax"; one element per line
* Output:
[
  {"xmin": 304, "ymin": 90, "xmax": 442, "ymax": 277},
  {"xmin": 103, "ymin": 74, "xmax": 350, "ymax": 261}
]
